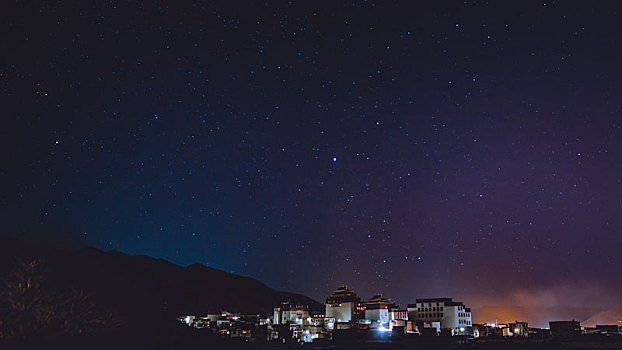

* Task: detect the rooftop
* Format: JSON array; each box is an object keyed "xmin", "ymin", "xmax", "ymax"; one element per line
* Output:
[
  {"xmin": 326, "ymin": 285, "xmax": 360, "ymax": 304},
  {"xmin": 364, "ymin": 293, "xmax": 398, "ymax": 309},
  {"xmin": 409, "ymin": 298, "xmax": 467, "ymax": 307}
]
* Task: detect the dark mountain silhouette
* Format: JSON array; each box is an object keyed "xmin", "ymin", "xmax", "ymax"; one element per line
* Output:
[{"xmin": 0, "ymin": 237, "xmax": 321, "ymax": 348}]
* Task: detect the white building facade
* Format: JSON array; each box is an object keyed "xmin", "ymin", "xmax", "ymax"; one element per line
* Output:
[
  {"xmin": 325, "ymin": 302, "xmax": 357, "ymax": 323},
  {"xmin": 324, "ymin": 285, "xmax": 361, "ymax": 323},
  {"xmin": 273, "ymin": 303, "xmax": 310, "ymax": 325},
  {"xmin": 407, "ymin": 298, "xmax": 472, "ymax": 334}
]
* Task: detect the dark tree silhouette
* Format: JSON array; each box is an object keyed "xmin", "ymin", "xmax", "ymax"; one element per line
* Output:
[{"xmin": 0, "ymin": 260, "xmax": 119, "ymax": 341}]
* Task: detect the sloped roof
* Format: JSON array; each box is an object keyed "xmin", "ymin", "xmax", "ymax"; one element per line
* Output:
[{"xmin": 326, "ymin": 285, "xmax": 360, "ymax": 304}]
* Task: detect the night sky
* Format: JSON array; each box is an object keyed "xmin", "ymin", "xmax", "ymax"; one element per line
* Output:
[{"xmin": 2, "ymin": 1, "xmax": 622, "ymax": 326}]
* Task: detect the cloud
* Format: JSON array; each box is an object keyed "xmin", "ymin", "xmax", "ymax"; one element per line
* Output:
[
  {"xmin": 582, "ymin": 308, "xmax": 622, "ymax": 328},
  {"xmin": 509, "ymin": 283, "xmax": 617, "ymax": 309},
  {"xmin": 470, "ymin": 282, "xmax": 620, "ymax": 328}
]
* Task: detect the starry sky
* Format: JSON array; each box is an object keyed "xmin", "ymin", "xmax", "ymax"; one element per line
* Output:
[{"xmin": 2, "ymin": 1, "xmax": 622, "ymax": 325}]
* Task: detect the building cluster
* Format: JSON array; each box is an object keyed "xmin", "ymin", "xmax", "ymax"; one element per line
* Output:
[
  {"xmin": 473, "ymin": 320, "xmax": 622, "ymax": 339},
  {"xmin": 323, "ymin": 286, "xmax": 473, "ymax": 336},
  {"xmin": 177, "ymin": 285, "xmax": 622, "ymax": 345}
]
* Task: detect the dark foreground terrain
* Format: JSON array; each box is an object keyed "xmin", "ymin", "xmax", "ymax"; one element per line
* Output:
[
  {"xmin": 0, "ymin": 237, "xmax": 320, "ymax": 348},
  {"xmin": 2, "ymin": 237, "xmax": 621, "ymax": 349},
  {"xmin": 5, "ymin": 336, "xmax": 622, "ymax": 350}
]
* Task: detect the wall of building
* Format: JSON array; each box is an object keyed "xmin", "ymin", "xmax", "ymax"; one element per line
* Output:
[
  {"xmin": 443, "ymin": 305, "xmax": 471, "ymax": 329},
  {"xmin": 390, "ymin": 310, "xmax": 408, "ymax": 320},
  {"xmin": 365, "ymin": 308, "xmax": 389, "ymax": 324},
  {"xmin": 325, "ymin": 302, "xmax": 354, "ymax": 323},
  {"xmin": 273, "ymin": 307, "xmax": 309, "ymax": 325},
  {"xmin": 407, "ymin": 299, "xmax": 472, "ymax": 332}
]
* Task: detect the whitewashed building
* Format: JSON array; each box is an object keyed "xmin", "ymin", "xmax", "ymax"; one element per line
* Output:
[
  {"xmin": 273, "ymin": 302, "xmax": 309, "ymax": 325},
  {"xmin": 407, "ymin": 298, "xmax": 472, "ymax": 334},
  {"xmin": 325, "ymin": 285, "xmax": 361, "ymax": 323}
]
